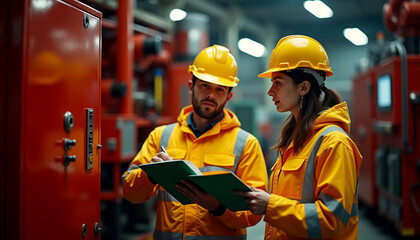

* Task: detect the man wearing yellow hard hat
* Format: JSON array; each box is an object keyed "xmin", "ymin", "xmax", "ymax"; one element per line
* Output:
[
  {"xmin": 122, "ymin": 44, "xmax": 268, "ymax": 240},
  {"xmin": 237, "ymin": 35, "xmax": 362, "ymax": 239}
]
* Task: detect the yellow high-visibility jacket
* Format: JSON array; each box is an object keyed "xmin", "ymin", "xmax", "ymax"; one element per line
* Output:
[
  {"xmin": 123, "ymin": 106, "xmax": 268, "ymax": 240},
  {"xmin": 264, "ymin": 102, "xmax": 363, "ymax": 240}
]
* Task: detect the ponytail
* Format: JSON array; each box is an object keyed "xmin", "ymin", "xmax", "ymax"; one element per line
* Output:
[{"xmin": 321, "ymin": 86, "xmax": 341, "ymax": 108}]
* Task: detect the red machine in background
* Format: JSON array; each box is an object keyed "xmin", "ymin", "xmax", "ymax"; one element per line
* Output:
[
  {"xmin": 80, "ymin": 1, "xmax": 207, "ymax": 239},
  {"xmin": 352, "ymin": 0, "xmax": 420, "ymax": 237},
  {"xmin": 1, "ymin": 0, "xmax": 102, "ymax": 239}
]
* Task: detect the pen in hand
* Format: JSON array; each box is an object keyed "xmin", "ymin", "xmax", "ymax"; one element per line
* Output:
[
  {"xmin": 160, "ymin": 145, "xmax": 167, "ymax": 154},
  {"xmin": 158, "ymin": 145, "xmax": 173, "ymax": 161}
]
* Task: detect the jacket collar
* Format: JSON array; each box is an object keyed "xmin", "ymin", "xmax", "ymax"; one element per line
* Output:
[
  {"xmin": 177, "ymin": 105, "xmax": 241, "ymax": 138},
  {"xmin": 187, "ymin": 112, "xmax": 224, "ymax": 138},
  {"xmin": 284, "ymin": 102, "xmax": 350, "ymax": 154}
]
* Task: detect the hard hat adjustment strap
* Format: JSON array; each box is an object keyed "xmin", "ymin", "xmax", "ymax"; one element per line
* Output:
[{"xmin": 302, "ymin": 67, "xmax": 324, "ymax": 86}]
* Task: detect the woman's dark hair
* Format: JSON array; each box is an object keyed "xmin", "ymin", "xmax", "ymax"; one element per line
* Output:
[{"xmin": 273, "ymin": 68, "xmax": 341, "ymax": 154}]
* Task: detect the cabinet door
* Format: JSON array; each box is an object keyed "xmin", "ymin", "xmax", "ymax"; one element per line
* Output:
[{"xmin": 23, "ymin": 1, "xmax": 101, "ymax": 239}]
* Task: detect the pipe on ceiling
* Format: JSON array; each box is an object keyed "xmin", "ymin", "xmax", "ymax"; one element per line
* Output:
[{"xmin": 184, "ymin": 0, "xmax": 266, "ymax": 37}]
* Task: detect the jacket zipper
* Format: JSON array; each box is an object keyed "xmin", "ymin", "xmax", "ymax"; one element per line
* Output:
[{"xmin": 277, "ymin": 150, "xmax": 284, "ymax": 183}]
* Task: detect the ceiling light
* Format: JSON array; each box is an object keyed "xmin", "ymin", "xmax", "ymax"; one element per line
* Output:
[
  {"xmin": 343, "ymin": 28, "xmax": 369, "ymax": 46},
  {"xmin": 238, "ymin": 38, "xmax": 266, "ymax": 58},
  {"xmin": 170, "ymin": 9, "xmax": 187, "ymax": 21},
  {"xmin": 303, "ymin": 0, "xmax": 333, "ymax": 19}
]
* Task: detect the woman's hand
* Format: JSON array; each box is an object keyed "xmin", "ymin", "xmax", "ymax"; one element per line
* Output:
[{"xmin": 236, "ymin": 187, "xmax": 270, "ymax": 215}]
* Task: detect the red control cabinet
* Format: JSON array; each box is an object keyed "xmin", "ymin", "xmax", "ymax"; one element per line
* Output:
[
  {"xmin": 1, "ymin": 0, "xmax": 102, "ymax": 239},
  {"xmin": 373, "ymin": 56, "xmax": 420, "ymax": 236},
  {"xmin": 352, "ymin": 55, "xmax": 420, "ymax": 236},
  {"xmin": 352, "ymin": 69, "xmax": 378, "ymax": 207}
]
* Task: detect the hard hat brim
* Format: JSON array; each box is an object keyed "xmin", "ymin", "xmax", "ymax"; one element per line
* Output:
[
  {"xmin": 257, "ymin": 68, "xmax": 281, "ymax": 78},
  {"xmin": 258, "ymin": 67, "xmax": 334, "ymax": 78},
  {"xmin": 192, "ymin": 72, "xmax": 238, "ymax": 87}
]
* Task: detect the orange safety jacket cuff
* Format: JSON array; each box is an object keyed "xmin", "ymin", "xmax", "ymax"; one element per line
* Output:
[
  {"xmin": 216, "ymin": 208, "xmax": 235, "ymax": 221},
  {"xmin": 264, "ymin": 194, "xmax": 282, "ymax": 225},
  {"xmin": 138, "ymin": 169, "xmax": 158, "ymax": 189}
]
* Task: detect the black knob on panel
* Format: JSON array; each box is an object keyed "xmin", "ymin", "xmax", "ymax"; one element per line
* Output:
[
  {"xmin": 64, "ymin": 154, "xmax": 76, "ymax": 166},
  {"xmin": 64, "ymin": 138, "xmax": 77, "ymax": 150},
  {"xmin": 94, "ymin": 222, "xmax": 101, "ymax": 237},
  {"xmin": 82, "ymin": 223, "xmax": 87, "ymax": 238}
]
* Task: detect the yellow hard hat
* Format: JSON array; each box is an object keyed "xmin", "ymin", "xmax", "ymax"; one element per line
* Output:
[
  {"xmin": 189, "ymin": 45, "xmax": 239, "ymax": 87},
  {"xmin": 258, "ymin": 35, "xmax": 333, "ymax": 79}
]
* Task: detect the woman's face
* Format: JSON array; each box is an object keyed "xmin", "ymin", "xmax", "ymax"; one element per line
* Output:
[{"xmin": 267, "ymin": 71, "xmax": 301, "ymax": 116}]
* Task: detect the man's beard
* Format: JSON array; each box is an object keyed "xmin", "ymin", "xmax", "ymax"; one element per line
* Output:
[{"xmin": 192, "ymin": 92, "xmax": 226, "ymax": 120}]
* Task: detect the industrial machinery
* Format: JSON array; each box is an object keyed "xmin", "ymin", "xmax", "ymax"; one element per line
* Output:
[
  {"xmin": 79, "ymin": 0, "xmax": 198, "ymax": 239},
  {"xmin": 352, "ymin": 0, "xmax": 420, "ymax": 237},
  {"xmin": 1, "ymin": 0, "xmax": 103, "ymax": 239}
]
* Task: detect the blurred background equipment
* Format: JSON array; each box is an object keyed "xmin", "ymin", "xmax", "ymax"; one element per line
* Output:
[
  {"xmin": 352, "ymin": 0, "xmax": 420, "ymax": 237},
  {"xmin": 90, "ymin": 0, "xmax": 177, "ymax": 239}
]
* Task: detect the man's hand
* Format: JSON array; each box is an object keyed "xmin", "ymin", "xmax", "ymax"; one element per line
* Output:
[
  {"xmin": 145, "ymin": 150, "xmax": 174, "ymax": 184},
  {"xmin": 235, "ymin": 187, "xmax": 270, "ymax": 215},
  {"xmin": 151, "ymin": 151, "xmax": 173, "ymax": 163},
  {"xmin": 176, "ymin": 179, "xmax": 222, "ymax": 211}
]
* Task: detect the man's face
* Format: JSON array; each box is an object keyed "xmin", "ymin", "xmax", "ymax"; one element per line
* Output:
[{"xmin": 190, "ymin": 79, "xmax": 233, "ymax": 120}]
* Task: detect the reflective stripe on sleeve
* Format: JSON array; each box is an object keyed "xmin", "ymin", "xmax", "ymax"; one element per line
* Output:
[
  {"xmin": 154, "ymin": 229, "xmax": 183, "ymax": 240},
  {"xmin": 300, "ymin": 126, "xmax": 347, "ymax": 203},
  {"xmin": 319, "ymin": 192, "xmax": 350, "ymax": 225},
  {"xmin": 157, "ymin": 190, "xmax": 179, "ymax": 202},
  {"xmin": 304, "ymin": 203, "xmax": 322, "ymax": 239},
  {"xmin": 351, "ymin": 177, "xmax": 359, "ymax": 217},
  {"xmin": 160, "ymin": 123, "xmax": 176, "ymax": 148},
  {"xmin": 199, "ymin": 166, "xmax": 231, "ymax": 173},
  {"xmin": 301, "ymin": 126, "xmax": 355, "ymax": 237},
  {"xmin": 122, "ymin": 164, "xmax": 140, "ymax": 181},
  {"xmin": 300, "ymin": 136, "xmax": 323, "ymax": 203},
  {"xmin": 351, "ymin": 202, "xmax": 358, "ymax": 217},
  {"xmin": 232, "ymin": 129, "xmax": 249, "ymax": 173}
]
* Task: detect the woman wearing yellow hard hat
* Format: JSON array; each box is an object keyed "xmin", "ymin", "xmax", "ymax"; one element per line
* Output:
[{"xmin": 236, "ymin": 35, "xmax": 363, "ymax": 239}]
